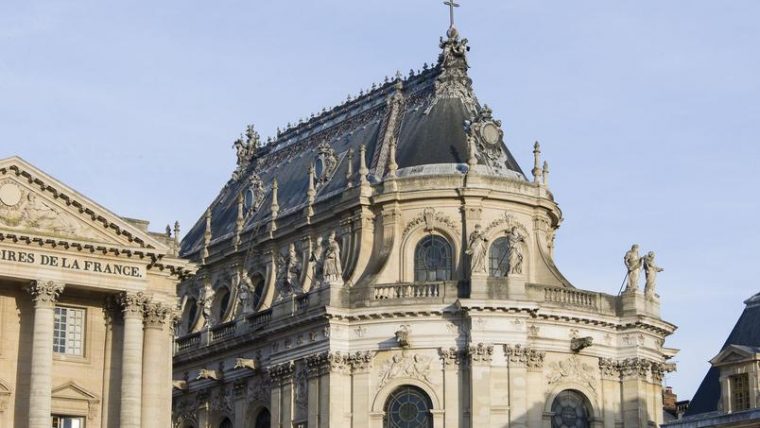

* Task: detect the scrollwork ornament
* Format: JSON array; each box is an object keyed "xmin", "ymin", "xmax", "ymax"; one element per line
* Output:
[
  {"xmin": 144, "ymin": 301, "xmax": 172, "ymax": 329},
  {"xmin": 117, "ymin": 291, "xmax": 147, "ymax": 318},
  {"xmin": 26, "ymin": 280, "xmax": 64, "ymax": 308}
]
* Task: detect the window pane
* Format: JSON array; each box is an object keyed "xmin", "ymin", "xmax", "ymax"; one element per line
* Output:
[
  {"xmin": 53, "ymin": 307, "xmax": 85, "ymax": 356},
  {"xmin": 489, "ymin": 237, "xmax": 509, "ymax": 277},
  {"xmin": 414, "ymin": 235, "xmax": 452, "ymax": 282}
]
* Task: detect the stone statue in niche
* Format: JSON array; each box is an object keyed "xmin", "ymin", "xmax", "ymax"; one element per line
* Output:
[
  {"xmin": 465, "ymin": 224, "xmax": 488, "ymax": 274},
  {"xmin": 643, "ymin": 251, "xmax": 663, "ymax": 297},
  {"xmin": 276, "ymin": 243, "xmax": 302, "ymax": 299},
  {"xmin": 322, "ymin": 231, "xmax": 343, "ymax": 286},
  {"xmin": 198, "ymin": 281, "xmax": 214, "ymax": 327},
  {"xmin": 310, "ymin": 236, "xmax": 325, "ymax": 287},
  {"xmin": 237, "ymin": 271, "xmax": 254, "ymax": 316},
  {"xmin": 624, "ymin": 244, "xmax": 642, "ymax": 292},
  {"xmin": 507, "ymin": 226, "xmax": 525, "ymax": 275}
]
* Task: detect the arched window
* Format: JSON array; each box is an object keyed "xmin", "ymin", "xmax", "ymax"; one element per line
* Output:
[
  {"xmin": 489, "ymin": 237, "xmax": 509, "ymax": 277},
  {"xmin": 213, "ymin": 287, "xmax": 231, "ymax": 323},
  {"xmin": 254, "ymin": 408, "xmax": 271, "ymax": 428},
  {"xmin": 384, "ymin": 385, "xmax": 433, "ymax": 428},
  {"xmin": 551, "ymin": 390, "xmax": 591, "ymax": 428},
  {"xmin": 414, "ymin": 235, "xmax": 452, "ymax": 282},
  {"xmin": 184, "ymin": 298, "xmax": 198, "ymax": 333},
  {"xmin": 250, "ymin": 273, "xmax": 265, "ymax": 310},
  {"xmin": 219, "ymin": 418, "xmax": 233, "ymax": 428}
]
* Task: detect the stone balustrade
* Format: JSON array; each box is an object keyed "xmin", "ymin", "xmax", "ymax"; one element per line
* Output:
[{"xmin": 373, "ymin": 282, "xmax": 441, "ymax": 300}]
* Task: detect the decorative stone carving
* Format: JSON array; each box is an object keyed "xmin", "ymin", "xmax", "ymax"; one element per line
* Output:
[
  {"xmin": 210, "ymin": 385, "xmax": 233, "ymax": 413},
  {"xmin": 439, "ymin": 347, "xmax": 464, "ymax": 366},
  {"xmin": 268, "ymin": 361, "xmax": 296, "ymax": 382},
  {"xmin": 246, "ymin": 173, "xmax": 266, "ymax": 212},
  {"xmin": 431, "ymin": 25, "xmax": 476, "ymax": 113},
  {"xmin": 651, "ymin": 362, "xmax": 665, "ymax": 382},
  {"xmin": 624, "ymin": 244, "xmax": 642, "ymax": 292},
  {"xmin": 276, "ymin": 243, "xmax": 302, "ymax": 299},
  {"xmin": 377, "ymin": 353, "xmax": 432, "ymax": 390},
  {"xmin": 528, "ymin": 324, "xmax": 540, "ymax": 338},
  {"xmin": 234, "ymin": 358, "xmax": 259, "ymax": 372},
  {"xmin": 464, "ymin": 105, "xmax": 509, "ymax": 172},
  {"xmin": 315, "ymin": 142, "xmax": 339, "ymax": 187},
  {"xmin": 0, "ymin": 182, "xmax": 102, "ymax": 241},
  {"xmin": 117, "ymin": 291, "xmax": 146, "ymax": 318},
  {"xmin": 246, "ymin": 377, "xmax": 272, "ymax": 404},
  {"xmin": 394, "ymin": 325, "xmax": 411, "ymax": 348},
  {"xmin": 643, "ymin": 251, "xmax": 664, "ymax": 297},
  {"xmin": 465, "ymin": 224, "xmax": 488, "ymax": 274},
  {"xmin": 26, "ymin": 280, "xmax": 64, "ymax": 308},
  {"xmin": 547, "ymin": 355, "xmax": 598, "ymax": 393},
  {"xmin": 198, "ymin": 280, "xmax": 214, "ymax": 326},
  {"xmin": 467, "ymin": 343, "xmax": 494, "ymax": 364},
  {"xmin": 598, "ymin": 358, "xmax": 621, "ymax": 378},
  {"xmin": 232, "ymin": 125, "xmax": 260, "ymax": 180},
  {"xmin": 196, "ymin": 368, "xmax": 221, "ymax": 381},
  {"xmin": 144, "ymin": 301, "xmax": 172, "ymax": 329},
  {"xmin": 504, "ymin": 344, "xmax": 545, "ymax": 369},
  {"xmin": 620, "ymin": 358, "xmax": 651, "ymax": 379},
  {"xmin": 348, "ymin": 351, "xmax": 375, "ymax": 372},
  {"xmin": 571, "ymin": 337, "xmax": 594, "ymax": 353},
  {"xmin": 402, "ymin": 207, "xmax": 459, "ymax": 240},
  {"xmin": 172, "ymin": 396, "xmax": 198, "ymax": 428},
  {"xmin": 0, "ymin": 378, "xmax": 12, "ymax": 413},
  {"xmin": 294, "ymin": 367, "xmax": 308, "ymax": 410}
]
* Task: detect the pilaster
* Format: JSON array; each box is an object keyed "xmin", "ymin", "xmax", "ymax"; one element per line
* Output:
[
  {"xmin": 439, "ymin": 347, "xmax": 464, "ymax": 428},
  {"xmin": 269, "ymin": 361, "xmax": 296, "ymax": 428},
  {"xmin": 142, "ymin": 300, "xmax": 171, "ymax": 428},
  {"xmin": 620, "ymin": 358, "xmax": 652, "ymax": 428},
  {"xmin": 349, "ymin": 351, "xmax": 375, "ymax": 428},
  {"xmin": 467, "ymin": 343, "xmax": 493, "ymax": 427}
]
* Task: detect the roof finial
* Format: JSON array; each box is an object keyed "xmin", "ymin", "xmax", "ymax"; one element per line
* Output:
[{"xmin": 444, "ymin": 0, "xmax": 460, "ymax": 30}]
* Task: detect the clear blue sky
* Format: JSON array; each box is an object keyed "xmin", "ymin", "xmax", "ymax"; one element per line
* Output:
[{"xmin": 2, "ymin": 0, "xmax": 758, "ymax": 400}]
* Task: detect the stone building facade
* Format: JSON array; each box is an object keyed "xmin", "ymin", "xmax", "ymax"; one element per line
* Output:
[
  {"xmin": 172, "ymin": 23, "xmax": 678, "ymax": 428},
  {"xmin": 0, "ymin": 157, "xmax": 194, "ymax": 428}
]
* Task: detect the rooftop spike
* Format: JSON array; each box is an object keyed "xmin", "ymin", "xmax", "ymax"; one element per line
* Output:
[
  {"xmin": 542, "ymin": 161, "xmax": 550, "ymax": 187},
  {"xmin": 532, "ymin": 141, "xmax": 542, "ymax": 183}
]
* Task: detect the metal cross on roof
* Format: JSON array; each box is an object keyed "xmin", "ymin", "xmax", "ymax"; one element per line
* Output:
[{"xmin": 443, "ymin": 0, "xmax": 460, "ymax": 28}]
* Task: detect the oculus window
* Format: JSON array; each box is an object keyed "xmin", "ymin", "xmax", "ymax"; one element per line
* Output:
[{"xmin": 384, "ymin": 385, "xmax": 433, "ymax": 428}]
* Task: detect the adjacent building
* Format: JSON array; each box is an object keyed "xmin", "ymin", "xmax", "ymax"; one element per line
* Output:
[
  {"xmin": 0, "ymin": 157, "xmax": 194, "ymax": 428},
  {"xmin": 663, "ymin": 292, "xmax": 760, "ymax": 428},
  {"xmin": 171, "ymin": 21, "xmax": 678, "ymax": 428}
]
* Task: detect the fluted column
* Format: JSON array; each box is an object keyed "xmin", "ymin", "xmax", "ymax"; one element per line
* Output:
[
  {"xmin": 117, "ymin": 291, "xmax": 146, "ymax": 428},
  {"xmin": 141, "ymin": 300, "xmax": 171, "ymax": 428},
  {"xmin": 26, "ymin": 280, "xmax": 64, "ymax": 428}
]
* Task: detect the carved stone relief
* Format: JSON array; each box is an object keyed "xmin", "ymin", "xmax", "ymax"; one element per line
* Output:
[
  {"xmin": 377, "ymin": 353, "xmax": 433, "ymax": 390},
  {"xmin": 546, "ymin": 355, "xmax": 598, "ymax": 394}
]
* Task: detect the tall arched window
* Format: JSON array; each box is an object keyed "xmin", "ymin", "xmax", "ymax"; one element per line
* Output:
[
  {"xmin": 414, "ymin": 235, "xmax": 452, "ymax": 282},
  {"xmin": 250, "ymin": 273, "xmax": 265, "ymax": 310},
  {"xmin": 219, "ymin": 418, "xmax": 233, "ymax": 428},
  {"xmin": 384, "ymin": 385, "xmax": 433, "ymax": 428},
  {"xmin": 489, "ymin": 237, "xmax": 509, "ymax": 277},
  {"xmin": 213, "ymin": 287, "xmax": 231, "ymax": 323},
  {"xmin": 551, "ymin": 390, "xmax": 591, "ymax": 428},
  {"xmin": 254, "ymin": 408, "xmax": 271, "ymax": 428},
  {"xmin": 184, "ymin": 298, "xmax": 198, "ymax": 334}
]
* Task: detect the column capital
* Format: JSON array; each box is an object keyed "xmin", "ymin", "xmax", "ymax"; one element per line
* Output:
[
  {"xmin": 143, "ymin": 301, "xmax": 172, "ymax": 329},
  {"xmin": 117, "ymin": 291, "xmax": 146, "ymax": 319},
  {"xmin": 26, "ymin": 280, "xmax": 64, "ymax": 308},
  {"xmin": 467, "ymin": 342, "xmax": 494, "ymax": 365}
]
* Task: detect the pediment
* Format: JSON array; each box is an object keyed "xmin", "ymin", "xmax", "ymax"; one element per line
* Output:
[
  {"xmin": 51, "ymin": 381, "xmax": 99, "ymax": 403},
  {"xmin": 0, "ymin": 156, "xmax": 167, "ymax": 251},
  {"xmin": 710, "ymin": 345, "xmax": 760, "ymax": 366}
]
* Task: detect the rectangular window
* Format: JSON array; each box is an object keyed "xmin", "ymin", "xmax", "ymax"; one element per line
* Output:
[
  {"xmin": 730, "ymin": 373, "xmax": 750, "ymax": 411},
  {"xmin": 52, "ymin": 415, "xmax": 85, "ymax": 428},
  {"xmin": 53, "ymin": 307, "xmax": 85, "ymax": 356}
]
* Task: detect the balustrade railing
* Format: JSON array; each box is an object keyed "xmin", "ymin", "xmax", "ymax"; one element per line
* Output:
[
  {"xmin": 373, "ymin": 282, "xmax": 441, "ymax": 300},
  {"xmin": 543, "ymin": 287, "xmax": 598, "ymax": 309},
  {"xmin": 175, "ymin": 332, "xmax": 201, "ymax": 352},
  {"xmin": 248, "ymin": 309, "xmax": 272, "ymax": 330},
  {"xmin": 210, "ymin": 321, "xmax": 236, "ymax": 342}
]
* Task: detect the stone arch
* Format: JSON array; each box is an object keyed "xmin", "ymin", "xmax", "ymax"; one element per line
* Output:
[
  {"xmin": 372, "ymin": 379, "xmax": 442, "ymax": 428},
  {"xmin": 543, "ymin": 384, "xmax": 603, "ymax": 428},
  {"xmin": 180, "ymin": 294, "xmax": 200, "ymax": 335},
  {"xmin": 211, "ymin": 285, "xmax": 232, "ymax": 324},
  {"xmin": 400, "ymin": 226, "xmax": 460, "ymax": 283}
]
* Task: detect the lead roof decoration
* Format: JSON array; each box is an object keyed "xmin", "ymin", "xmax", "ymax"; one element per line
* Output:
[{"xmin": 180, "ymin": 24, "xmax": 525, "ymax": 259}]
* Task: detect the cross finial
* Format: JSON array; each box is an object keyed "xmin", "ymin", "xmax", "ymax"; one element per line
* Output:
[{"xmin": 443, "ymin": 0, "xmax": 460, "ymax": 29}]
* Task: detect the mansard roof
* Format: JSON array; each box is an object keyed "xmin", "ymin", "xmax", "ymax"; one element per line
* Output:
[
  {"xmin": 685, "ymin": 292, "xmax": 760, "ymax": 416},
  {"xmin": 180, "ymin": 27, "xmax": 526, "ymax": 258}
]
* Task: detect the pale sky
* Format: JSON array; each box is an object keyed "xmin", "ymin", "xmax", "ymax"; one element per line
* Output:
[{"xmin": 2, "ymin": 0, "xmax": 759, "ymax": 400}]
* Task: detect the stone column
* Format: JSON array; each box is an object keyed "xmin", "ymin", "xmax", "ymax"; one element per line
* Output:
[
  {"xmin": 117, "ymin": 291, "xmax": 146, "ymax": 428},
  {"xmin": 467, "ymin": 343, "xmax": 493, "ymax": 427},
  {"xmin": 439, "ymin": 347, "xmax": 464, "ymax": 427},
  {"xmin": 26, "ymin": 280, "xmax": 64, "ymax": 428},
  {"xmin": 141, "ymin": 301, "xmax": 171, "ymax": 427},
  {"xmin": 348, "ymin": 352, "xmax": 374, "ymax": 428}
]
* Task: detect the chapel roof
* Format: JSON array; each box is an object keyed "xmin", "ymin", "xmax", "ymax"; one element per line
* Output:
[
  {"xmin": 180, "ymin": 26, "xmax": 526, "ymax": 258},
  {"xmin": 685, "ymin": 292, "xmax": 760, "ymax": 416}
]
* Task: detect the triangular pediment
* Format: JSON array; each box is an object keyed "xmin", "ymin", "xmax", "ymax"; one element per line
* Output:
[
  {"xmin": 710, "ymin": 345, "xmax": 760, "ymax": 366},
  {"xmin": 51, "ymin": 381, "xmax": 99, "ymax": 403},
  {"xmin": 0, "ymin": 156, "xmax": 167, "ymax": 251}
]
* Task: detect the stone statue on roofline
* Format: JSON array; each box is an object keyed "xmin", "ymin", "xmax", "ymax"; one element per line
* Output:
[
  {"xmin": 624, "ymin": 244, "xmax": 642, "ymax": 292},
  {"xmin": 643, "ymin": 251, "xmax": 664, "ymax": 297}
]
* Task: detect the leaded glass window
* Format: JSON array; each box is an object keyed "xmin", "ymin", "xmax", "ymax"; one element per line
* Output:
[
  {"xmin": 53, "ymin": 307, "xmax": 84, "ymax": 356},
  {"xmin": 414, "ymin": 235, "xmax": 452, "ymax": 282},
  {"xmin": 489, "ymin": 237, "xmax": 509, "ymax": 277},
  {"xmin": 731, "ymin": 373, "xmax": 750, "ymax": 411},
  {"xmin": 254, "ymin": 409, "xmax": 271, "ymax": 428},
  {"xmin": 384, "ymin": 385, "xmax": 433, "ymax": 428},
  {"xmin": 551, "ymin": 390, "xmax": 590, "ymax": 428}
]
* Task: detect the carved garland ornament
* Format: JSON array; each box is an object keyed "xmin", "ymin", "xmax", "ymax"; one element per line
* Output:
[
  {"xmin": 546, "ymin": 355, "xmax": 598, "ymax": 394},
  {"xmin": 402, "ymin": 207, "xmax": 460, "ymax": 241},
  {"xmin": 377, "ymin": 353, "xmax": 433, "ymax": 390}
]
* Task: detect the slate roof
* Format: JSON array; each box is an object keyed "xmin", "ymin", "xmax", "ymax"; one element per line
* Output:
[
  {"xmin": 685, "ymin": 292, "xmax": 760, "ymax": 416},
  {"xmin": 180, "ymin": 27, "xmax": 526, "ymax": 259}
]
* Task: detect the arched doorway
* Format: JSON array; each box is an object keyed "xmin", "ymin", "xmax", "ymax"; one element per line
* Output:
[
  {"xmin": 254, "ymin": 408, "xmax": 271, "ymax": 428},
  {"xmin": 383, "ymin": 385, "xmax": 433, "ymax": 428},
  {"xmin": 550, "ymin": 389, "xmax": 591, "ymax": 428}
]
